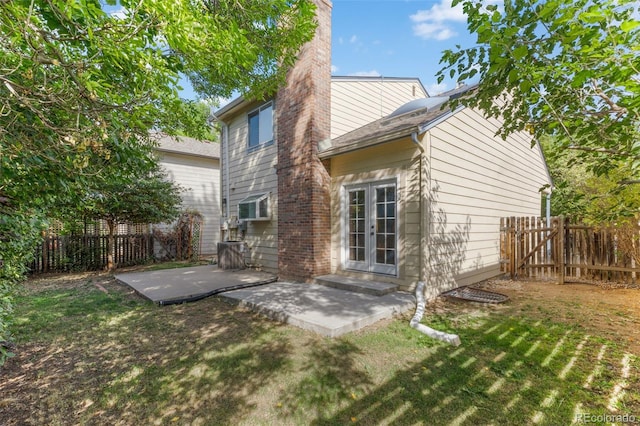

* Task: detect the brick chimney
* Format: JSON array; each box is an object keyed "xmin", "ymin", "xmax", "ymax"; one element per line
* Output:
[{"xmin": 276, "ymin": 0, "xmax": 332, "ymax": 281}]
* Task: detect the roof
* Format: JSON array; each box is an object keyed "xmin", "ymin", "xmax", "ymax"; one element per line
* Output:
[
  {"xmin": 154, "ymin": 133, "xmax": 220, "ymax": 160},
  {"xmin": 319, "ymin": 84, "xmax": 478, "ymax": 159}
]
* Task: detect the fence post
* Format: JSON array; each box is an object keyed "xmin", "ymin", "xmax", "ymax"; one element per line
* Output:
[
  {"xmin": 509, "ymin": 217, "xmax": 515, "ymax": 280},
  {"xmin": 558, "ymin": 216, "xmax": 565, "ymax": 285}
]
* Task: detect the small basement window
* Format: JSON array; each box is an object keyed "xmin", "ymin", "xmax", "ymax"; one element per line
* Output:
[{"xmin": 238, "ymin": 193, "xmax": 270, "ymax": 221}]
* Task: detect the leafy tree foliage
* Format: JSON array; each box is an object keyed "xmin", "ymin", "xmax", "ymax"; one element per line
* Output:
[
  {"xmin": 541, "ymin": 136, "xmax": 640, "ymax": 224},
  {"xmin": 438, "ymin": 0, "xmax": 640, "ymax": 180},
  {"xmin": 75, "ymin": 161, "xmax": 183, "ymax": 270},
  {"xmin": 0, "ymin": 0, "xmax": 316, "ymax": 362}
]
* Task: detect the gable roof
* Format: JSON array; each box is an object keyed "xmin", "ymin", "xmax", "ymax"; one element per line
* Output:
[
  {"xmin": 319, "ymin": 84, "xmax": 477, "ymax": 159},
  {"xmin": 154, "ymin": 133, "xmax": 220, "ymax": 160}
]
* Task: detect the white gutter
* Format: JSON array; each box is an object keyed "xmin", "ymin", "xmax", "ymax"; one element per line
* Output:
[
  {"xmin": 210, "ymin": 111, "xmax": 230, "ymax": 219},
  {"xmin": 222, "ymin": 122, "xmax": 230, "ymax": 218},
  {"xmin": 410, "ymin": 130, "xmax": 461, "ymax": 346}
]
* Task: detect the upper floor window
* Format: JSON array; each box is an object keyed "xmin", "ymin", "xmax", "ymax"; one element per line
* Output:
[{"xmin": 248, "ymin": 101, "xmax": 273, "ymax": 150}]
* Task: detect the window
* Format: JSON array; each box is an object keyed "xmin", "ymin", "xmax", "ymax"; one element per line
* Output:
[
  {"xmin": 238, "ymin": 193, "xmax": 270, "ymax": 221},
  {"xmin": 248, "ymin": 102, "xmax": 273, "ymax": 150}
]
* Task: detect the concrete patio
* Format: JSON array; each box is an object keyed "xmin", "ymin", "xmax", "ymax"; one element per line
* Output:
[
  {"xmin": 115, "ymin": 266, "xmax": 416, "ymax": 337},
  {"xmin": 115, "ymin": 266, "xmax": 278, "ymax": 305}
]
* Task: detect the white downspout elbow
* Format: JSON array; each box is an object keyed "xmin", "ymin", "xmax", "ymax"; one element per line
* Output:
[
  {"xmin": 410, "ymin": 282, "xmax": 461, "ymax": 346},
  {"xmin": 410, "ymin": 131, "xmax": 461, "ymax": 346}
]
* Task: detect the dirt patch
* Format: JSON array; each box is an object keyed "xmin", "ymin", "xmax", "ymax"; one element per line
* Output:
[{"xmin": 475, "ymin": 278, "xmax": 640, "ymax": 354}]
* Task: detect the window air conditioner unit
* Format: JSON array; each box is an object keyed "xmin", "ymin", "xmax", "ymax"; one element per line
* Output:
[{"xmin": 238, "ymin": 193, "xmax": 270, "ymax": 221}]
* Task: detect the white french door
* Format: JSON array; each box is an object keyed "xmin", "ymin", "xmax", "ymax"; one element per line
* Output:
[{"xmin": 344, "ymin": 180, "xmax": 397, "ymax": 276}]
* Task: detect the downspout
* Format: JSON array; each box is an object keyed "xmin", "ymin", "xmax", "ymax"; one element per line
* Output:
[
  {"xmin": 211, "ymin": 112, "xmax": 231, "ymax": 242},
  {"xmin": 410, "ymin": 130, "xmax": 461, "ymax": 346},
  {"xmin": 546, "ymin": 188, "xmax": 553, "ymax": 259},
  {"xmin": 211, "ymin": 114, "xmax": 230, "ymax": 219},
  {"xmin": 222, "ymin": 121, "xmax": 230, "ymax": 218}
]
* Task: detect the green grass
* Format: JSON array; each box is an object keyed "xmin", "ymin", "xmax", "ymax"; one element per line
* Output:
[{"xmin": 2, "ymin": 279, "xmax": 639, "ymax": 425}]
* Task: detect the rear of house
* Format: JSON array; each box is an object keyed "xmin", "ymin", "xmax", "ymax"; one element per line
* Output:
[
  {"xmin": 215, "ymin": 0, "xmax": 551, "ymax": 297},
  {"xmin": 319, "ymin": 91, "xmax": 551, "ymax": 297},
  {"xmin": 216, "ymin": 76, "xmax": 428, "ymax": 273}
]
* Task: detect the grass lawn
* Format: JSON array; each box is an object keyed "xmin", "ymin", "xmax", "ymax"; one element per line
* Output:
[{"xmin": 1, "ymin": 272, "xmax": 639, "ymax": 425}]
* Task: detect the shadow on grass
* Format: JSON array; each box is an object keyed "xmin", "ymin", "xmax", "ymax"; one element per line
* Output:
[
  {"xmin": 305, "ymin": 314, "xmax": 640, "ymax": 425},
  {"xmin": 281, "ymin": 339, "xmax": 373, "ymax": 421},
  {"xmin": 3, "ymin": 283, "xmax": 296, "ymax": 425},
  {"xmin": 4, "ymin": 280, "xmax": 639, "ymax": 425}
]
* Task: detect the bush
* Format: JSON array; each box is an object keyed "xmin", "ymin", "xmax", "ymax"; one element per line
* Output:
[{"xmin": 0, "ymin": 205, "xmax": 46, "ymax": 365}]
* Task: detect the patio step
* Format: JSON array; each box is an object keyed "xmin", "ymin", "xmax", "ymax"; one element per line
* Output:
[{"xmin": 314, "ymin": 274, "xmax": 398, "ymax": 296}]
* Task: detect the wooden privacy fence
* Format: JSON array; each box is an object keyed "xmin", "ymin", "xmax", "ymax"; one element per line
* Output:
[
  {"xmin": 30, "ymin": 233, "xmax": 154, "ymax": 274},
  {"xmin": 500, "ymin": 216, "xmax": 640, "ymax": 284}
]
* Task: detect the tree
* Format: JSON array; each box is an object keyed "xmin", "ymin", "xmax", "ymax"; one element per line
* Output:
[
  {"xmin": 175, "ymin": 101, "xmax": 219, "ymax": 141},
  {"xmin": 438, "ymin": 0, "xmax": 640, "ymax": 180},
  {"xmin": 1, "ymin": 0, "xmax": 316, "ymax": 210},
  {"xmin": 540, "ymin": 135, "xmax": 640, "ymax": 224},
  {"xmin": 0, "ymin": 0, "xmax": 316, "ymax": 363},
  {"xmin": 75, "ymin": 162, "xmax": 183, "ymax": 270}
]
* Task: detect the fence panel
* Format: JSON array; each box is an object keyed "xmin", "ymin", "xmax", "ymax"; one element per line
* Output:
[
  {"xmin": 30, "ymin": 233, "xmax": 154, "ymax": 274},
  {"xmin": 501, "ymin": 216, "xmax": 640, "ymax": 284}
]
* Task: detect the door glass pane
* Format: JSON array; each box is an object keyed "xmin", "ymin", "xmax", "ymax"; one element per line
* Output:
[
  {"xmin": 346, "ymin": 183, "xmax": 397, "ymax": 273},
  {"xmin": 386, "ymin": 250, "xmax": 395, "ymax": 264},
  {"xmin": 348, "ymin": 190, "xmax": 366, "ymax": 262},
  {"xmin": 374, "ymin": 185, "xmax": 396, "ymax": 266}
]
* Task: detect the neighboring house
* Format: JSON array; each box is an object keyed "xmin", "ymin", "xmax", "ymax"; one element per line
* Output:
[
  {"xmin": 215, "ymin": 0, "xmax": 551, "ymax": 297},
  {"xmin": 155, "ymin": 134, "xmax": 221, "ymax": 255}
]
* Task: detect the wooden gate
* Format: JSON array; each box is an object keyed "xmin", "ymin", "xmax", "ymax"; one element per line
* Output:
[
  {"xmin": 500, "ymin": 216, "xmax": 564, "ymax": 282},
  {"xmin": 500, "ymin": 216, "xmax": 640, "ymax": 284}
]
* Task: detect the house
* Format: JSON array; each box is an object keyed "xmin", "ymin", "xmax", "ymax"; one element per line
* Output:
[
  {"xmin": 214, "ymin": 0, "xmax": 551, "ymax": 297},
  {"xmin": 155, "ymin": 134, "xmax": 221, "ymax": 256}
]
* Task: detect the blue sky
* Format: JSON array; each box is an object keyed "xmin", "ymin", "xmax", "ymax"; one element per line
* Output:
[
  {"xmin": 177, "ymin": 0, "xmax": 479, "ymax": 101},
  {"xmin": 331, "ymin": 0, "xmax": 475, "ymax": 96}
]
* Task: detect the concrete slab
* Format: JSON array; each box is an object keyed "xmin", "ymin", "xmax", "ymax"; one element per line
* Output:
[
  {"xmin": 115, "ymin": 266, "xmax": 277, "ymax": 305},
  {"xmin": 314, "ymin": 274, "xmax": 398, "ymax": 296},
  {"xmin": 220, "ymin": 282, "xmax": 416, "ymax": 337}
]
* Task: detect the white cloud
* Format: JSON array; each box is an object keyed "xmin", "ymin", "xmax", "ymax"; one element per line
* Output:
[
  {"xmin": 410, "ymin": 0, "xmax": 466, "ymax": 23},
  {"xmin": 410, "ymin": 0, "xmax": 465, "ymax": 41},
  {"xmin": 413, "ymin": 23, "xmax": 457, "ymax": 41},
  {"xmin": 331, "ymin": 65, "xmax": 339, "ymax": 74},
  {"xmin": 349, "ymin": 35, "xmax": 358, "ymax": 43},
  {"xmin": 349, "ymin": 70, "xmax": 381, "ymax": 77}
]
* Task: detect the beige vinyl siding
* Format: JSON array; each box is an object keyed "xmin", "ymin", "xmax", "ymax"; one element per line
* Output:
[
  {"xmin": 329, "ymin": 138, "xmax": 421, "ymax": 291},
  {"xmin": 426, "ymin": 106, "xmax": 550, "ymax": 295},
  {"xmin": 331, "ymin": 79, "xmax": 427, "ymax": 139},
  {"xmin": 158, "ymin": 152, "xmax": 220, "ymax": 255},
  {"xmin": 223, "ymin": 110, "xmax": 279, "ymax": 272}
]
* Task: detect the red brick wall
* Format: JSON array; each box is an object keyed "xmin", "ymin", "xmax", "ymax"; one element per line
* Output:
[{"xmin": 276, "ymin": 0, "xmax": 332, "ymax": 281}]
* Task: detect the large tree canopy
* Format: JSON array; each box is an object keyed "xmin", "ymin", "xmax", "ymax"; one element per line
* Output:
[
  {"xmin": 438, "ymin": 0, "xmax": 640, "ymax": 179},
  {"xmin": 0, "ymin": 0, "xmax": 316, "ymax": 361},
  {"xmin": 1, "ymin": 0, "xmax": 316, "ymax": 209}
]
